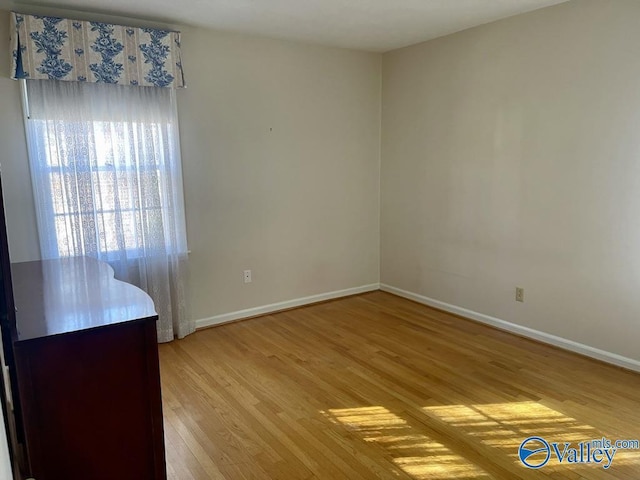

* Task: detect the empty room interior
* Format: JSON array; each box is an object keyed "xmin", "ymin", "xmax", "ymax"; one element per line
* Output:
[{"xmin": 0, "ymin": 0, "xmax": 639, "ymax": 478}]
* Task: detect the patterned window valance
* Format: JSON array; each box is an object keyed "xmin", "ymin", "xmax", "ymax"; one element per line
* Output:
[{"xmin": 10, "ymin": 12, "xmax": 185, "ymax": 88}]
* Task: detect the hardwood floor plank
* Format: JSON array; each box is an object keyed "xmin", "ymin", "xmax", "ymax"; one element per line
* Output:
[{"xmin": 160, "ymin": 291, "xmax": 640, "ymax": 479}]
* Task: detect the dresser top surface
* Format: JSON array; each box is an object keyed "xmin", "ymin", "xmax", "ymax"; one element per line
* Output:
[{"xmin": 11, "ymin": 256, "xmax": 157, "ymax": 342}]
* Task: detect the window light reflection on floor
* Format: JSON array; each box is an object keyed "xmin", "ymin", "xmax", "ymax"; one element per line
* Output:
[
  {"xmin": 324, "ymin": 402, "xmax": 640, "ymax": 478},
  {"xmin": 424, "ymin": 402, "xmax": 640, "ymax": 469},
  {"xmin": 323, "ymin": 406, "xmax": 489, "ymax": 479},
  {"xmin": 424, "ymin": 401, "xmax": 591, "ymax": 449}
]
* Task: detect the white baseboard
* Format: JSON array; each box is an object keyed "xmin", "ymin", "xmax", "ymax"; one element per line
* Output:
[
  {"xmin": 380, "ymin": 284, "xmax": 640, "ymax": 373},
  {"xmin": 196, "ymin": 283, "xmax": 381, "ymax": 330}
]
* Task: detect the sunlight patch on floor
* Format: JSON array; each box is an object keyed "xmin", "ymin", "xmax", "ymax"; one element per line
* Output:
[
  {"xmin": 323, "ymin": 401, "xmax": 640, "ymax": 478},
  {"xmin": 423, "ymin": 401, "xmax": 596, "ymax": 453},
  {"xmin": 601, "ymin": 449, "xmax": 640, "ymax": 467},
  {"xmin": 323, "ymin": 406, "xmax": 490, "ymax": 479},
  {"xmin": 423, "ymin": 401, "xmax": 640, "ymax": 472}
]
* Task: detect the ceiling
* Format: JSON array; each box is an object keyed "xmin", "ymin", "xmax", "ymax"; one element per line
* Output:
[{"xmin": 2, "ymin": 0, "xmax": 570, "ymax": 52}]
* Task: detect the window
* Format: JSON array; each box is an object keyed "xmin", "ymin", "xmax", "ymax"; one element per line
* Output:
[
  {"xmin": 23, "ymin": 79, "xmax": 188, "ymax": 262},
  {"xmin": 14, "ymin": 12, "xmax": 193, "ymax": 342},
  {"xmin": 22, "ymin": 79, "xmax": 193, "ymax": 341},
  {"xmin": 34, "ymin": 118, "xmax": 166, "ymax": 258}
]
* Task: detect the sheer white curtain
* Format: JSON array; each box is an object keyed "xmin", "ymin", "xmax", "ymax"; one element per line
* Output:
[{"xmin": 23, "ymin": 79, "xmax": 194, "ymax": 342}]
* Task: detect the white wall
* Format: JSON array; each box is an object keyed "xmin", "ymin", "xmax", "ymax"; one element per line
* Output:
[
  {"xmin": 3, "ymin": 0, "xmax": 640, "ymax": 365},
  {"xmin": 381, "ymin": 0, "xmax": 640, "ymax": 362},
  {"xmin": 177, "ymin": 28, "xmax": 381, "ymax": 321},
  {"xmin": 0, "ymin": 11, "xmax": 381, "ymax": 321},
  {"xmin": 0, "ymin": 14, "xmax": 39, "ymax": 263}
]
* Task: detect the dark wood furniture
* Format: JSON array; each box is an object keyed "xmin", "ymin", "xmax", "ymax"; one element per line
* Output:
[
  {"xmin": 0, "ymin": 173, "xmax": 21, "ymax": 479},
  {"xmin": 8, "ymin": 256, "xmax": 167, "ymax": 480}
]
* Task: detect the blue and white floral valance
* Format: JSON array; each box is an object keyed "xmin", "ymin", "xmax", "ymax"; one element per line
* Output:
[{"xmin": 10, "ymin": 12, "xmax": 185, "ymax": 88}]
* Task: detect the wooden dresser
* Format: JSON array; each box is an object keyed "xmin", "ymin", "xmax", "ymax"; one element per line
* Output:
[{"xmin": 8, "ymin": 256, "xmax": 166, "ymax": 480}]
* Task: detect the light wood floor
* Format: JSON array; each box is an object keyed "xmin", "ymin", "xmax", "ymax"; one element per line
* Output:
[{"xmin": 159, "ymin": 291, "xmax": 640, "ymax": 479}]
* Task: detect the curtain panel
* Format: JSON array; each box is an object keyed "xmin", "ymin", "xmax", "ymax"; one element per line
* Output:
[
  {"xmin": 24, "ymin": 79, "xmax": 194, "ymax": 341},
  {"xmin": 10, "ymin": 12, "xmax": 185, "ymax": 88}
]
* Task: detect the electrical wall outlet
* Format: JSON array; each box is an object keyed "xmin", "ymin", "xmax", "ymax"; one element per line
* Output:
[
  {"xmin": 244, "ymin": 270, "xmax": 252, "ymax": 284},
  {"xmin": 516, "ymin": 287, "xmax": 524, "ymax": 302}
]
